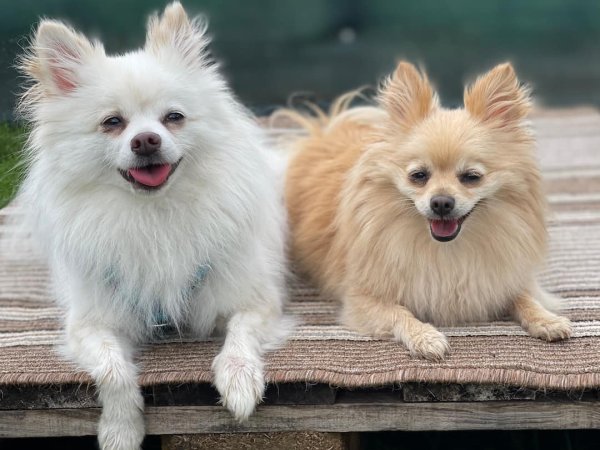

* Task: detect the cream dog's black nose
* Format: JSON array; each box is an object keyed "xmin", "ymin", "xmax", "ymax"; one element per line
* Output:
[
  {"xmin": 131, "ymin": 132, "xmax": 161, "ymax": 156},
  {"xmin": 431, "ymin": 195, "xmax": 455, "ymax": 216}
]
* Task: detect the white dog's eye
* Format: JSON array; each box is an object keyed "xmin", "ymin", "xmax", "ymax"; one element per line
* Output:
[
  {"xmin": 102, "ymin": 116, "xmax": 123, "ymax": 128},
  {"xmin": 101, "ymin": 116, "xmax": 124, "ymax": 131},
  {"xmin": 164, "ymin": 112, "xmax": 185, "ymax": 123}
]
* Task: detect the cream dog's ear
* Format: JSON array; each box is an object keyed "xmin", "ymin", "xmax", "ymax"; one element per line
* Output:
[
  {"xmin": 145, "ymin": 1, "xmax": 210, "ymax": 71},
  {"xmin": 378, "ymin": 61, "xmax": 439, "ymax": 132},
  {"xmin": 23, "ymin": 20, "xmax": 101, "ymax": 95},
  {"xmin": 464, "ymin": 62, "xmax": 532, "ymax": 129}
]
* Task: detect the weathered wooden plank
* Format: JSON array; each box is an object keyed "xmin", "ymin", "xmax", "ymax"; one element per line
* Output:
[
  {"xmin": 161, "ymin": 432, "xmax": 349, "ymax": 450},
  {"xmin": 0, "ymin": 408, "xmax": 100, "ymax": 437},
  {"xmin": 264, "ymin": 383, "xmax": 337, "ymax": 405},
  {"xmin": 144, "ymin": 384, "xmax": 218, "ymax": 407},
  {"xmin": 0, "ymin": 384, "xmax": 97, "ymax": 410},
  {"xmin": 0, "ymin": 383, "xmax": 338, "ymax": 410},
  {"xmin": 1, "ymin": 400, "xmax": 599, "ymax": 438},
  {"xmin": 147, "ymin": 402, "xmax": 600, "ymax": 434},
  {"xmin": 147, "ymin": 382, "xmax": 337, "ymax": 407},
  {"xmin": 1, "ymin": 383, "xmax": 595, "ymax": 411},
  {"xmin": 402, "ymin": 383, "xmax": 536, "ymax": 402}
]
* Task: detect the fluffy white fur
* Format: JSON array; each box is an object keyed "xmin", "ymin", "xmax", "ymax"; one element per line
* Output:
[{"xmin": 16, "ymin": 3, "xmax": 288, "ymax": 449}]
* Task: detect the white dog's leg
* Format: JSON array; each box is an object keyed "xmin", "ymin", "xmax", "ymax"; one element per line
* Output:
[
  {"xmin": 65, "ymin": 317, "xmax": 144, "ymax": 450},
  {"xmin": 212, "ymin": 308, "xmax": 286, "ymax": 421}
]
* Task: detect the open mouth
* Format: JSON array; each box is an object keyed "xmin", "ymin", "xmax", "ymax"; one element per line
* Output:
[
  {"xmin": 428, "ymin": 209, "xmax": 474, "ymax": 242},
  {"xmin": 119, "ymin": 159, "xmax": 181, "ymax": 191}
]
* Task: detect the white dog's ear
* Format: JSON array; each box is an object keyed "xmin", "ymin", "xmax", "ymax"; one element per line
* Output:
[
  {"xmin": 464, "ymin": 63, "xmax": 531, "ymax": 128},
  {"xmin": 145, "ymin": 1, "xmax": 210, "ymax": 70},
  {"xmin": 24, "ymin": 20, "xmax": 99, "ymax": 94},
  {"xmin": 379, "ymin": 61, "xmax": 439, "ymax": 132}
]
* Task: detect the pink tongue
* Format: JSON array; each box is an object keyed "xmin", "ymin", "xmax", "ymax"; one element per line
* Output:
[
  {"xmin": 430, "ymin": 219, "xmax": 459, "ymax": 237},
  {"xmin": 128, "ymin": 164, "xmax": 171, "ymax": 187}
]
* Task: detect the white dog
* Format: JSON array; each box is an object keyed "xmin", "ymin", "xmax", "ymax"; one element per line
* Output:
[{"xmin": 16, "ymin": 2, "xmax": 288, "ymax": 449}]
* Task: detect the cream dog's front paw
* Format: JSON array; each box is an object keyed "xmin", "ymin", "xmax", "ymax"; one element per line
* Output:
[
  {"xmin": 406, "ymin": 323, "xmax": 450, "ymax": 361},
  {"xmin": 526, "ymin": 313, "xmax": 572, "ymax": 342}
]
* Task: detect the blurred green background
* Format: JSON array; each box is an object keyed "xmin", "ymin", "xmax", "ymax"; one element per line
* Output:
[{"xmin": 1, "ymin": 0, "xmax": 600, "ymax": 121}]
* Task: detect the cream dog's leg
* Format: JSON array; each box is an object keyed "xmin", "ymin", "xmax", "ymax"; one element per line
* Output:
[
  {"xmin": 342, "ymin": 289, "xmax": 450, "ymax": 361},
  {"xmin": 511, "ymin": 284, "xmax": 572, "ymax": 341}
]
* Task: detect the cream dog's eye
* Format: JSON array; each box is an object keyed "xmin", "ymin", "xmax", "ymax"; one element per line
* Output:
[
  {"xmin": 409, "ymin": 170, "xmax": 430, "ymax": 185},
  {"xmin": 460, "ymin": 171, "xmax": 483, "ymax": 184}
]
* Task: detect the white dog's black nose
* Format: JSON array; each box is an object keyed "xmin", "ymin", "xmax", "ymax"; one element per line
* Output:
[
  {"xmin": 131, "ymin": 132, "xmax": 161, "ymax": 156},
  {"xmin": 431, "ymin": 195, "xmax": 455, "ymax": 216}
]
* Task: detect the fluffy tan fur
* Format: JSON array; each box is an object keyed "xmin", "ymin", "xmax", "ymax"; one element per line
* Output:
[{"xmin": 283, "ymin": 61, "xmax": 572, "ymax": 360}]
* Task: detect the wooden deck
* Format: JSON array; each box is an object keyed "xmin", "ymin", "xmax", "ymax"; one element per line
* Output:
[{"xmin": 1, "ymin": 382, "xmax": 599, "ymax": 448}]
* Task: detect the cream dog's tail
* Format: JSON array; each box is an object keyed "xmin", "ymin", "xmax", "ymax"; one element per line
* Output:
[{"xmin": 269, "ymin": 89, "xmax": 387, "ymax": 138}]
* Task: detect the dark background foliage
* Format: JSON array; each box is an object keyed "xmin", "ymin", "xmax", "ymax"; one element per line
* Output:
[{"xmin": 0, "ymin": 0, "xmax": 599, "ymax": 120}]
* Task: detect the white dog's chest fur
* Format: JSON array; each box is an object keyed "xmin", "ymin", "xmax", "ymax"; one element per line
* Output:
[
  {"xmin": 102, "ymin": 256, "xmax": 211, "ymax": 327},
  {"xmin": 32, "ymin": 181, "xmax": 241, "ymax": 332}
]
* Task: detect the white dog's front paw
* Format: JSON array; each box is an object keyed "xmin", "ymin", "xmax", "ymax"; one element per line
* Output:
[
  {"xmin": 98, "ymin": 408, "xmax": 145, "ymax": 450},
  {"xmin": 212, "ymin": 353, "xmax": 265, "ymax": 421}
]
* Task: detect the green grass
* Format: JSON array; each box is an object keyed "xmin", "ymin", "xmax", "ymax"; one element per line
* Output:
[{"xmin": 0, "ymin": 123, "xmax": 25, "ymax": 208}]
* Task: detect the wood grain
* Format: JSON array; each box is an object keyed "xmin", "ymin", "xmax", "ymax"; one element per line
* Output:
[
  {"xmin": 1, "ymin": 400, "xmax": 599, "ymax": 438},
  {"xmin": 161, "ymin": 432, "xmax": 349, "ymax": 450}
]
